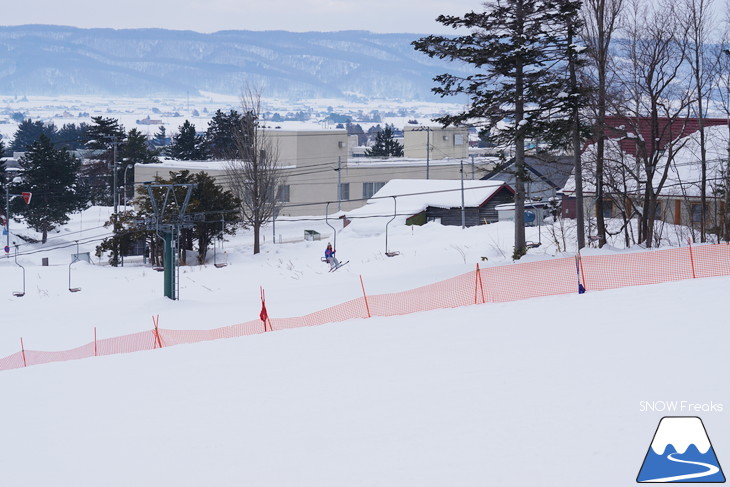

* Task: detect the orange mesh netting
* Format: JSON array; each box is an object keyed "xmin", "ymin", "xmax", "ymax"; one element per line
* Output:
[{"xmin": 2, "ymin": 243, "xmax": 728, "ymax": 372}]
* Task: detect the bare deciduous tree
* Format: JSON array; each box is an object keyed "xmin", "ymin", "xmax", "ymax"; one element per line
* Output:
[
  {"xmin": 611, "ymin": 0, "xmax": 693, "ymax": 247},
  {"xmin": 683, "ymin": 0, "xmax": 717, "ymax": 242},
  {"xmin": 582, "ymin": 0, "xmax": 624, "ymax": 247},
  {"xmin": 225, "ymin": 89, "xmax": 284, "ymax": 254}
]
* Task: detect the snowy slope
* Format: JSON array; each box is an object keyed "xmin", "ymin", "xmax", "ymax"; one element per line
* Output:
[{"xmin": 0, "ymin": 206, "xmax": 727, "ymax": 486}]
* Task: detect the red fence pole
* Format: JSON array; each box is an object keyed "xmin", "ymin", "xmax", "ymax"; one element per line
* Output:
[
  {"xmin": 20, "ymin": 337, "xmax": 26, "ymax": 367},
  {"xmin": 152, "ymin": 315, "xmax": 163, "ymax": 348},
  {"xmin": 360, "ymin": 275, "xmax": 371, "ymax": 318},
  {"xmin": 474, "ymin": 263, "xmax": 486, "ymax": 304},
  {"xmin": 688, "ymin": 238, "xmax": 697, "ymax": 279},
  {"xmin": 260, "ymin": 287, "xmax": 272, "ymax": 332}
]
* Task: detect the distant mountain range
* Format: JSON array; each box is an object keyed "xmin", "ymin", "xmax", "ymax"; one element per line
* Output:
[{"xmin": 0, "ymin": 25, "xmax": 470, "ymax": 101}]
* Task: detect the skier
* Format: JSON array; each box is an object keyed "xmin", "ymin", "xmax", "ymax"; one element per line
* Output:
[{"xmin": 324, "ymin": 242, "xmax": 339, "ymax": 270}]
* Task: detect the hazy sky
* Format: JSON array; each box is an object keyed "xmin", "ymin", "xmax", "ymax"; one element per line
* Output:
[{"xmin": 3, "ymin": 0, "xmax": 483, "ymax": 34}]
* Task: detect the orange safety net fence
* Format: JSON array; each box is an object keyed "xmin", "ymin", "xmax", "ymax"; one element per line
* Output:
[{"xmin": 2, "ymin": 242, "xmax": 728, "ymax": 372}]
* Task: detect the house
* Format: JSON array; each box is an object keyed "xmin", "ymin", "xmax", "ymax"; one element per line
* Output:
[
  {"xmin": 481, "ymin": 155, "xmax": 574, "ymax": 202},
  {"xmin": 345, "ymin": 179, "xmax": 515, "ymax": 229},
  {"xmin": 562, "ymin": 117, "xmax": 730, "ymax": 231}
]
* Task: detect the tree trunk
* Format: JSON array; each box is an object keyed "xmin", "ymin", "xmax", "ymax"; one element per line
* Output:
[
  {"xmin": 253, "ymin": 223, "xmax": 260, "ymax": 254},
  {"xmin": 512, "ymin": 0, "xmax": 526, "ymax": 259},
  {"xmin": 569, "ymin": 22, "xmax": 585, "ymax": 250}
]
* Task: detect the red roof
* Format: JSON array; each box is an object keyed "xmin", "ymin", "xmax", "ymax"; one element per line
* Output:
[{"xmin": 597, "ymin": 116, "xmax": 728, "ymax": 157}]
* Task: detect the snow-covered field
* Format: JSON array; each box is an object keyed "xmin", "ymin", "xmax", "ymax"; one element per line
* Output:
[
  {"xmin": 0, "ymin": 207, "xmax": 727, "ymax": 486},
  {"xmin": 0, "ymin": 93, "xmax": 466, "ymax": 142}
]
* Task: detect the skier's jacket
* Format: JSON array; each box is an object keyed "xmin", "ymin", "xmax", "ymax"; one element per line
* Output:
[{"xmin": 325, "ymin": 247, "xmax": 336, "ymax": 260}]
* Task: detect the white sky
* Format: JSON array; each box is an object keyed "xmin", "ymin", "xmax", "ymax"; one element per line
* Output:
[{"xmin": 2, "ymin": 0, "xmax": 484, "ymax": 34}]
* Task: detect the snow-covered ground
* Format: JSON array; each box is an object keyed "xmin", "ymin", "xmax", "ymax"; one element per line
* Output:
[
  {"xmin": 0, "ymin": 93, "xmax": 466, "ymax": 142},
  {"xmin": 0, "ymin": 206, "xmax": 727, "ymax": 486}
]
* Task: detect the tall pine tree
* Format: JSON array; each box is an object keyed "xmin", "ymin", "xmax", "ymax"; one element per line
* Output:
[
  {"xmin": 16, "ymin": 135, "xmax": 88, "ymax": 243},
  {"xmin": 206, "ymin": 109, "xmax": 242, "ymax": 159},
  {"xmin": 167, "ymin": 120, "xmax": 208, "ymax": 160},
  {"xmin": 413, "ymin": 0, "xmax": 583, "ymax": 258},
  {"xmin": 83, "ymin": 116, "xmax": 126, "ymax": 205},
  {"xmin": 365, "ymin": 126, "xmax": 404, "ymax": 157}
]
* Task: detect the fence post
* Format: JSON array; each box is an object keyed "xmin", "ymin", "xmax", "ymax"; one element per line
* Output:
[
  {"xmin": 260, "ymin": 287, "xmax": 272, "ymax": 332},
  {"xmin": 576, "ymin": 253, "xmax": 587, "ymax": 294},
  {"xmin": 474, "ymin": 263, "xmax": 486, "ymax": 304},
  {"xmin": 688, "ymin": 237, "xmax": 697, "ymax": 279},
  {"xmin": 20, "ymin": 337, "xmax": 27, "ymax": 367},
  {"xmin": 152, "ymin": 315, "xmax": 163, "ymax": 349},
  {"xmin": 360, "ymin": 275, "xmax": 372, "ymax": 318}
]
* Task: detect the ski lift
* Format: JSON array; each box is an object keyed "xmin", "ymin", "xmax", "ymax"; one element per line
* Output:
[
  {"xmin": 213, "ymin": 215, "xmax": 228, "ymax": 268},
  {"xmin": 325, "ymin": 201, "xmax": 337, "ymax": 252},
  {"xmin": 68, "ymin": 240, "xmax": 82, "ymax": 292},
  {"xmin": 384, "ymin": 196, "xmax": 400, "ymax": 257},
  {"xmin": 12, "ymin": 245, "xmax": 25, "ymax": 297}
]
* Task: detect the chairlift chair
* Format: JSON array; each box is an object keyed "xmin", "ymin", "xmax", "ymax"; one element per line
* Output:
[
  {"xmin": 68, "ymin": 255, "xmax": 82, "ymax": 293},
  {"xmin": 384, "ymin": 196, "xmax": 400, "ymax": 257},
  {"xmin": 213, "ymin": 216, "xmax": 228, "ymax": 268},
  {"xmin": 12, "ymin": 246, "xmax": 25, "ymax": 297}
]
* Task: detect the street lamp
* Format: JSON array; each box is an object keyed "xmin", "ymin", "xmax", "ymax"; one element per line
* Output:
[{"xmin": 123, "ymin": 162, "xmax": 136, "ymax": 212}]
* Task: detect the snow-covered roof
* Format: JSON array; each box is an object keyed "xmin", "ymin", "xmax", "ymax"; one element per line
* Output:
[
  {"xmin": 348, "ymin": 179, "xmax": 510, "ymax": 220},
  {"xmin": 347, "ymin": 156, "xmax": 498, "ymax": 168},
  {"xmin": 143, "ymin": 159, "xmax": 232, "ymax": 171}
]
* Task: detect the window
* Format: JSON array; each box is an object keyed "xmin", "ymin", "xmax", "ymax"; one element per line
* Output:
[
  {"xmin": 362, "ymin": 182, "xmax": 385, "ymax": 199},
  {"xmin": 691, "ymin": 204, "xmax": 705, "ymax": 223},
  {"xmin": 276, "ymin": 184, "xmax": 290, "ymax": 203},
  {"xmin": 339, "ymin": 183, "xmax": 350, "ymax": 201},
  {"xmin": 454, "ymin": 134, "xmax": 465, "ymax": 145},
  {"xmin": 601, "ymin": 200, "xmax": 613, "ymax": 219},
  {"xmin": 655, "ymin": 202, "xmax": 662, "ymax": 219}
]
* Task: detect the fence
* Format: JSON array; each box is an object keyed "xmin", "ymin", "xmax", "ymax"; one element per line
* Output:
[{"xmin": 2, "ymin": 242, "xmax": 728, "ymax": 372}]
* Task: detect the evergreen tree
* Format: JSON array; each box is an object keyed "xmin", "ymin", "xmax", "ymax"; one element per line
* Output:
[
  {"xmin": 15, "ymin": 135, "xmax": 88, "ymax": 243},
  {"xmin": 365, "ymin": 125, "xmax": 404, "ymax": 157},
  {"xmin": 413, "ymin": 0, "xmax": 583, "ymax": 259},
  {"xmin": 121, "ymin": 128, "xmax": 158, "ymax": 166},
  {"xmin": 153, "ymin": 125, "xmax": 167, "ymax": 147},
  {"xmin": 0, "ymin": 140, "xmax": 7, "ymax": 202},
  {"xmin": 97, "ymin": 170, "xmax": 240, "ymax": 265},
  {"xmin": 56, "ymin": 123, "xmax": 90, "ymax": 151},
  {"xmin": 10, "ymin": 119, "xmax": 58, "ymax": 151},
  {"xmin": 206, "ymin": 109, "xmax": 243, "ymax": 159},
  {"xmin": 347, "ymin": 122, "xmax": 367, "ymax": 146},
  {"xmin": 167, "ymin": 120, "xmax": 208, "ymax": 160},
  {"xmin": 82, "ymin": 116, "xmax": 126, "ymax": 205},
  {"xmin": 118, "ymin": 128, "xmax": 159, "ymax": 203}
]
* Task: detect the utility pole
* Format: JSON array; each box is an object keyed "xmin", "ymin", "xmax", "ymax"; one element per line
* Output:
[
  {"xmin": 4, "ymin": 184, "xmax": 9, "ymax": 258},
  {"xmin": 413, "ymin": 126, "xmax": 432, "ymax": 179},
  {"xmin": 337, "ymin": 156, "xmax": 342, "ymax": 212},
  {"xmin": 460, "ymin": 159, "xmax": 466, "ymax": 229},
  {"xmin": 426, "ymin": 127, "xmax": 430, "ymax": 180},
  {"xmin": 111, "ymin": 136, "xmax": 119, "ymax": 214}
]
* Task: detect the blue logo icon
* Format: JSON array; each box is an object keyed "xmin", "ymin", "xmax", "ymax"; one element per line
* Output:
[{"xmin": 637, "ymin": 416, "xmax": 725, "ymax": 483}]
